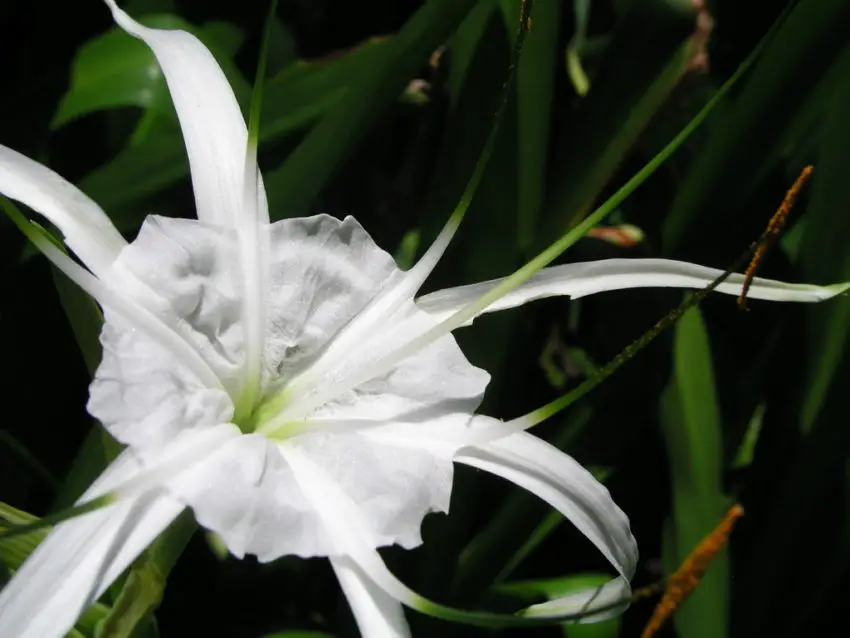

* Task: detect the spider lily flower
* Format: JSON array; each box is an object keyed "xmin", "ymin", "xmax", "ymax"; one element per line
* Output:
[{"xmin": 0, "ymin": 3, "xmax": 847, "ymax": 638}]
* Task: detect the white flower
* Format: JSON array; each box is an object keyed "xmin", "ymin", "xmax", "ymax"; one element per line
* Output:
[{"xmin": 0, "ymin": 3, "xmax": 846, "ymax": 637}]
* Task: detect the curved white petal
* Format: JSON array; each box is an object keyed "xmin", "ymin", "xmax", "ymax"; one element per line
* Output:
[
  {"xmin": 103, "ymin": 0, "xmax": 267, "ymax": 229},
  {"xmin": 454, "ymin": 431, "xmax": 637, "ymax": 620},
  {"xmin": 0, "ymin": 144, "xmax": 125, "ymax": 276},
  {"xmin": 331, "ymin": 555, "xmax": 411, "ymax": 638},
  {"xmin": 0, "ymin": 451, "xmax": 185, "ymax": 638},
  {"xmin": 521, "ymin": 577, "xmax": 630, "ymax": 622},
  {"xmin": 417, "ymin": 258, "xmax": 850, "ymax": 325}
]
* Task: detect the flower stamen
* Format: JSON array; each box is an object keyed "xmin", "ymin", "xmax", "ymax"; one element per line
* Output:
[{"xmin": 738, "ymin": 165, "xmax": 812, "ymax": 310}]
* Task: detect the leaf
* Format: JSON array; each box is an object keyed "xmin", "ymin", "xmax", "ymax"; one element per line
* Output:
[
  {"xmin": 566, "ymin": 0, "xmax": 592, "ymax": 96},
  {"xmin": 77, "ymin": 133, "xmax": 187, "ymax": 234},
  {"xmin": 659, "ymin": 308, "xmax": 729, "ymax": 638},
  {"xmin": 541, "ymin": 0, "xmax": 700, "ymax": 239},
  {"xmin": 411, "ymin": 7, "xmax": 520, "ymax": 618},
  {"xmin": 499, "ymin": 0, "xmax": 561, "ymax": 251},
  {"xmin": 94, "ymin": 512, "xmax": 195, "ymax": 638},
  {"xmin": 50, "ymin": 265, "xmax": 103, "ymax": 376},
  {"xmin": 734, "ymin": 40, "xmax": 850, "ymax": 637},
  {"xmin": 0, "ymin": 502, "xmax": 44, "ymax": 572},
  {"xmin": 263, "ymin": 0, "xmax": 481, "ymax": 215},
  {"xmin": 260, "ymin": 38, "xmax": 387, "ymax": 143},
  {"xmin": 51, "ymin": 425, "xmax": 122, "ymax": 513},
  {"xmin": 662, "ymin": 0, "xmax": 850, "ymax": 254},
  {"xmin": 265, "ymin": 18, "xmax": 298, "ymax": 76},
  {"xmin": 795, "ymin": 48, "xmax": 850, "ymax": 435},
  {"xmin": 0, "ymin": 430, "xmax": 58, "ymax": 491},
  {"xmin": 47, "ymin": 249, "xmax": 119, "ymax": 513},
  {"xmin": 52, "ymin": 16, "xmax": 249, "ymax": 129},
  {"xmin": 73, "ymin": 38, "xmax": 389, "ymax": 231}
]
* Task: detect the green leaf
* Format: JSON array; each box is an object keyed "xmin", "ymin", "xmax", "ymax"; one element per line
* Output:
[
  {"xmin": 50, "ymin": 265, "xmax": 103, "ymax": 376},
  {"xmin": 247, "ymin": 0, "xmax": 280, "ymax": 150},
  {"xmin": 411, "ymin": 6, "xmax": 521, "ymax": 619},
  {"xmin": 0, "ymin": 199, "xmax": 119, "ymax": 514},
  {"xmin": 662, "ymin": 0, "xmax": 850, "ymax": 254},
  {"xmin": 566, "ymin": 0, "xmax": 592, "ymax": 96},
  {"xmin": 735, "ymin": 40, "xmax": 850, "ymax": 636},
  {"xmin": 541, "ymin": 0, "xmax": 699, "ymax": 239},
  {"xmin": 263, "ymin": 0, "xmax": 480, "ymax": 215},
  {"xmin": 0, "ymin": 503, "xmax": 44, "ymax": 572},
  {"xmin": 659, "ymin": 308, "xmax": 729, "ymax": 638},
  {"xmin": 265, "ymin": 18, "xmax": 298, "ymax": 76},
  {"xmin": 52, "ymin": 16, "xmax": 249, "ymax": 129},
  {"xmin": 0, "ymin": 501, "xmax": 114, "ymax": 637},
  {"xmin": 262, "ymin": 37, "xmax": 388, "ymax": 142},
  {"xmin": 74, "ymin": 38, "xmax": 389, "ymax": 231},
  {"xmin": 393, "ymin": 229, "xmax": 421, "ymax": 270},
  {"xmin": 0, "ymin": 430, "xmax": 58, "ymax": 491},
  {"xmin": 52, "ymin": 425, "xmax": 122, "ymax": 512},
  {"xmin": 500, "ymin": 0, "xmax": 561, "ymax": 251},
  {"xmin": 95, "ymin": 512, "xmax": 196, "ymax": 638},
  {"xmin": 796, "ymin": 48, "xmax": 850, "ymax": 434}
]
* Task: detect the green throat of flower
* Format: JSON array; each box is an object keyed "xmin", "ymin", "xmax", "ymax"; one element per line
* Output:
[{"xmin": 233, "ymin": 383, "xmax": 302, "ymax": 440}]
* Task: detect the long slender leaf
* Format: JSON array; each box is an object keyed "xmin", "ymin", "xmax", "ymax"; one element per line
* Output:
[
  {"xmin": 662, "ymin": 0, "xmax": 850, "ymax": 254},
  {"xmin": 263, "ymin": 0, "xmax": 480, "ymax": 215},
  {"xmin": 660, "ymin": 308, "xmax": 729, "ymax": 638},
  {"xmin": 735, "ymin": 41, "xmax": 850, "ymax": 637},
  {"xmin": 499, "ymin": 0, "xmax": 560, "ymax": 251},
  {"xmin": 412, "ymin": 8, "xmax": 519, "ymax": 627},
  {"xmin": 53, "ymin": 16, "xmax": 248, "ymax": 128},
  {"xmin": 75, "ymin": 38, "xmax": 389, "ymax": 228},
  {"xmin": 541, "ymin": 0, "xmax": 698, "ymax": 239}
]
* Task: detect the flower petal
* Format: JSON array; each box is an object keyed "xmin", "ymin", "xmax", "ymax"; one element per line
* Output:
[
  {"xmin": 0, "ymin": 451, "xmax": 184, "ymax": 638},
  {"xmin": 331, "ymin": 555, "xmax": 412, "ymax": 638},
  {"xmin": 520, "ymin": 577, "xmax": 630, "ymax": 622},
  {"xmin": 103, "ymin": 0, "xmax": 264, "ymax": 229},
  {"xmin": 417, "ymin": 258, "xmax": 850, "ymax": 325},
  {"xmin": 454, "ymin": 431, "xmax": 637, "ymax": 620},
  {"xmin": 263, "ymin": 215, "xmax": 398, "ymax": 386},
  {"xmin": 0, "ymin": 144, "xmax": 125, "ymax": 276},
  {"xmin": 164, "ymin": 434, "xmax": 333, "ymax": 561}
]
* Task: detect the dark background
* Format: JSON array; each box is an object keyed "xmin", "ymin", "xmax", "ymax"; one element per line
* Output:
[{"xmin": 1, "ymin": 1, "xmax": 848, "ymax": 637}]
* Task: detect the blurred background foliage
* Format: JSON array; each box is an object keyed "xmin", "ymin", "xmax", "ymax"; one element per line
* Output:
[{"xmin": 1, "ymin": 0, "xmax": 849, "ymax": 636}]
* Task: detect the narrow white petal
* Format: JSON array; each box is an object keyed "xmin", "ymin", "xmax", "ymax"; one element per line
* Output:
[
  {"xmin": 331, "ymin": 555, "xmax": 412, "ymax": 638},
  {"xmin": 521, "ymin": 577, "xmax": 630, "ymax": 622},
  {"xmin": 0, "ymin": 452, "xmax": 184, "ymax": 638},
  {"xmin": 417, "ymin": 258, "xmax": 850, "ymax": 325},
  {"xmin": 103, "ymin": 0, "xmax": 267, "ymax": 228},
  {"xmin": 236, "ymin": 180, "xmax": 269, "ymax": 412},
  {"xmin": 0, "ymin": 144, "xmax": 125, "ymax": 276},
  {"xmin": 454, "ymin": 431, "xmax": 637, "ymax": 620}
]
